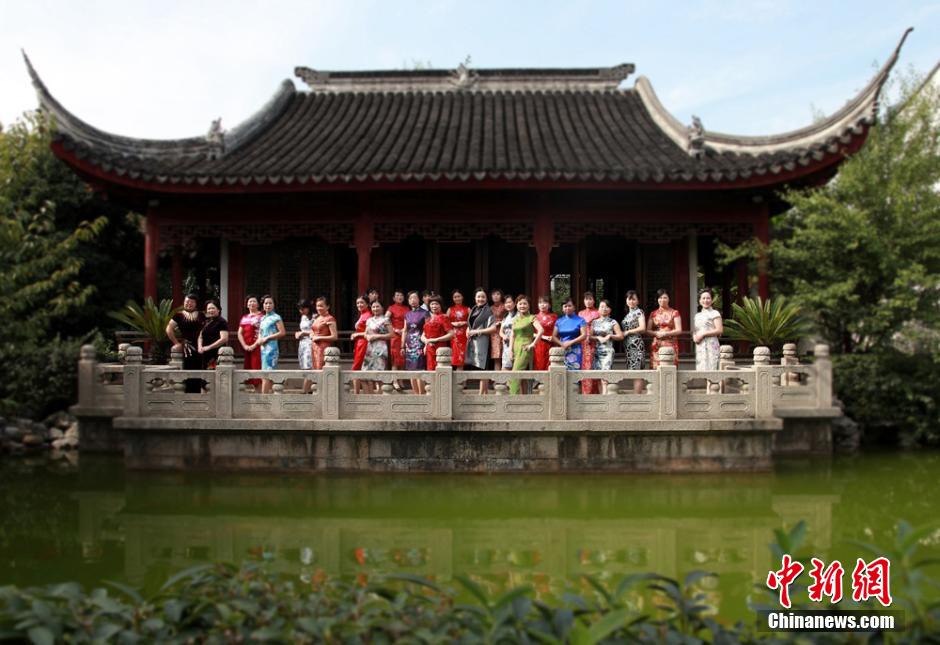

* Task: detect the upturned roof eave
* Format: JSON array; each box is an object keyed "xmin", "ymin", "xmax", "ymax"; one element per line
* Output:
[
  {"xmin": 634, "ymin": 28, "xmax": 913, "ymax": 156},
  {"xmin": 22, "ymin": 49, "xmax": 297, "ymax": 159}
]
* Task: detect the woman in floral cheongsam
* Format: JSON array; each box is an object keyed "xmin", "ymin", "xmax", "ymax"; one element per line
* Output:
[
  {"xmin": 590, "ymin": 300, "xmax": 623, "ymax": 394},
  {"xmin": 362, "ymin": 301, "xmax": 393, "ymax": 393},
  {"xmin": 693, "ymin": 289, "xmax": 723, "ymax": 371},
  {"xmin": 649, "ymin": 289, "xmax": 682, "ymax": 368},
  {"xmin": 257, "ymin": 295, "xmax": 286, "ymax": 394},
  {"xmin": 621, "ymin": 290, "xmax": 646, "ymax": 371},
  {"xmin": 622, "ymin": 290, "xmax": 648, "ymax": 394},
  {"xmin": 579, "ymin": 292, "xmax": 601, "ymax": 394}
]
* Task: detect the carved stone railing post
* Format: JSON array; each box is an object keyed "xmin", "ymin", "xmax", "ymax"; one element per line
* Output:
[
  {"xmin": 719, "ymin": 345, "xmax": 735, "ymax": 370},
  {"xmin": 752, "ymin": 346, "xmax": 773, "ymax": 418},
  {"xmin": 117, "ymin": 343, "xmax": 130, "ymax": 364},
  {"xmin": 433, "ymin": 347, "xmax": 453, "ymax": 420},
  {"xmin": 781, "ymin": 342, "xmax": 798, "ymax": 386},
  {"xmin": 215, "ymin": 347, "xmax": 234, "ymax": 419},
  {"xmin": 548, "ymin": 347, "xmax": 567, "ymax": 420},
  {"xmin": 169, "ymin": 345, "xmax": 183, "ymax": 369},
  {"xmin": 78, "ymin": 345, "xmax": 98, "ymax": 410},
  {"xmin": 123, "ymin": 346, "xmax": 143, "ymax": 417},
  {"xmin": 322, "ymin": 347, "xmax": 341, "ymax": 420},
  {"xmin": 657, "ymin": 346, "xmax": 677, "ymax": 420},
  {"xmin": 814, "ymin": 344, "xmax": 832, "ymax": 409}
]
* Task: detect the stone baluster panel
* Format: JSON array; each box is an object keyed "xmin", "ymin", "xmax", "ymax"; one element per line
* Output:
[
  {"xmin": 216, "ymin": 347, "xmax": 234, "ymax": 419},
  {"xmin": 78, "ymin": 345, "xmax": 98, "ymax": 410},
  {"xmin": 548, "ymin": 347, "xmax": 566, "ymax": 420},
  {"xmin": 322, "ymin": 347, "xmax": 341, "ymax": 420},
  {"xmin": 752, "ymin": 346, "xmax": 773, "ymax": 418},
  {"xmin": 814, "ymin": 344, "xmax": 832, "ymax": 409},
  {"xmin": 123, "ymin": 346, "xmax": 143, "ymax": 417},
  {"xmin": 434, "ymin": 347, "xmax": 453, "ymax": 420},
  {"xmin": 780, "ymin": 342, "xmax": 798, "ymax": 386},
  {"xmin": 657, "ymin": 346, "xmax": 677, "ymax": 420}
]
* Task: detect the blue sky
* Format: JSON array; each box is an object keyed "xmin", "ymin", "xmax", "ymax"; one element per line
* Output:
[{"xmin": 1, "ymin": 0, "xmax": 937, "ymax": 139}]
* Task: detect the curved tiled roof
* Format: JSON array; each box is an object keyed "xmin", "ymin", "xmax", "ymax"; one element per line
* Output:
[{"xmin": 23, "ymin": 30, "xmax": 911, "ymax": 192}]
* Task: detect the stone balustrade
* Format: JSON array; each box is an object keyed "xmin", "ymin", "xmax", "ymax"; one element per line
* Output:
[{"xmin": 75, "ymin": 343, "xmax": 835, "ymax": 424}]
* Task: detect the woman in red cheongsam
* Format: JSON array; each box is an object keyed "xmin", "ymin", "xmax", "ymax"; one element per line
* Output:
[
  {"xmin": 387, "ymin": 290, "xmax": 410, "ymax": 390},
  {"xmin": 237, "ymin": 295, "xmax": 263, "ymax": 390},
  {"xmin": 350, "ymin": 296, "xmax": 372, "ymax": 370},
  {"xmin": 349, "ymin": 297, "xmax": 372, "ymax": 393},
  {"xmin": 533, "ymin": 295, "xmax": 558, "ymax": 370},
  {"xmin": 649, "ymin": 289, "xmax": 682, "ymax": 367},
  {"xmin": 423, "ymin": 297, "xmax": 454, "ymax": 370},
  {"xmin": 578, "ymin": 292, "xmax": 601, "ymax": 393},
  {"xmin": 447, "ymin": 290, "xmax": 470, "ymax": 369}
]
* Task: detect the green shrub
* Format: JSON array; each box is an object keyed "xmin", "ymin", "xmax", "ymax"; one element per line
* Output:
[
  {"xmin": 834, "ymin": 351, "xmax": 940, "ymax": 446},
  {"xmin": 108, "ymin": 298, "xmax": 179, "ymax": 364}
]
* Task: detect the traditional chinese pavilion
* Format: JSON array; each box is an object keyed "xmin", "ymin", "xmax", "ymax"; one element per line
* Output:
[{"xmin": 24, "ymin": 34, "xmax": 907, "ymax": 330}]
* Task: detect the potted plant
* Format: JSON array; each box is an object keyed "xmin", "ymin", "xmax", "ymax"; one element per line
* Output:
[
  {"xmin": 723, "ymin": 296, "xmax": 808, "ymax": 354},
  {"xmin": 108, "ymin": 298, "xmax": 180, "ymax": 363}
]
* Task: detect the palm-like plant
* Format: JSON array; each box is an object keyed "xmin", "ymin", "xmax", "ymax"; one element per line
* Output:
[
  {"xmin": 723, "ymin": 296, "xmax": 808, "ymax": 349},
  {"xmin": 108, "ymin": 298, "xmax": 180, "ymax": 363}
]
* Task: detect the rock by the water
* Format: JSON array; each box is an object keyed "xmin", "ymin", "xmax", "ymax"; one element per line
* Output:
[
  {"xmin": 4, "ymin": 426, "xmax": 24, "ymax": 441},
  {"xmin": 52, "ymin": 435, "xmax": 78, "ymax": 450},
  {"xmin": 65, "ymin": 424, "xmax": 79, "ymax": 440},
  {"xmin": 44, "ymin": 411, "xmax": 74, "ymax": 430},
  {"xmin": 22, "ymin": 433, "xmax": 44, "ymax": 448},
  {"xmin": 31, "ymin": 423, "xmax": 50, "ymax": 440},
  {"xmin": 49, "ymin": 428, "xmax": 64, "ymax": 440},
  {"xmin": 832, "ymin": 415, "xmax": 861, "ymax": 454}
]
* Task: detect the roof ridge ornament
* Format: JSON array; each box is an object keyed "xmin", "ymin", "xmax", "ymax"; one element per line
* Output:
[
  {"xmin": 687, "ymin": 116, "xmax": 705, "ymax": 159},
  {"xmin": 450, "ymin": 56, "xmax": 478, "ymax": 91},
  {"xmin": 294, "ymin": 66, "xmax": 329, "ymax": 88},
  {"xmin": 206, "ymin": 118, "xmax": 225, "ymax": 159}
]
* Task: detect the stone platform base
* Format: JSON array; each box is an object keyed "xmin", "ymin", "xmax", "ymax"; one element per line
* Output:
[
  {"xmin": 774, "ymin": 408, "xmax": 840, "ymax": 455},
  {"xmin": 114, "ymin": 418, "xmax": 782, "ymax": 473}
]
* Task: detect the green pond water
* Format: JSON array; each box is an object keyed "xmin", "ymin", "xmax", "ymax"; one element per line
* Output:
[{"xmin": 1, "ymin": 452, "xmax": 938, "ymax": 621}]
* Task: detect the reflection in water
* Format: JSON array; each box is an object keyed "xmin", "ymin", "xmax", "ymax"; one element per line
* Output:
[{"xmin": 1, "ymin": 453, "xmax": 938, "ymax": 620}]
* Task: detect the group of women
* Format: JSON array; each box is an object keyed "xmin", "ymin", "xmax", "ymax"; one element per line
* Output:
[{"xmin": 212, "ymin": 285, "xmax": 725, "ymax": 395}]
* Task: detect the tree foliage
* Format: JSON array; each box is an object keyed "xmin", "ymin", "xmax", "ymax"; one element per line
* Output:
[
  {"xmin": 771, "ymin": 73, "xmax": 940, "ymax": 355},
  {"xmin": 0, "ymin": 112, "xmax": 138, "ymax": 417},
  {"xmin": 718, "ymin": 70, "xmax": 940, "ymax": 444}
]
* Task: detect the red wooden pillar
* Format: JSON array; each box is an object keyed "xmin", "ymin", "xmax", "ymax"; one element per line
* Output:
[
  {"xmin": 754, "ymin": 204, "xmax": 771, "ymax": 300},
  {"xmin": 227, "ymin": 242, "xmax": 245, "ymax": 325},
  {"xmin": 171, "ymin": 247, "xmax": 183, "ymax": 306},
  {"xmin": 533, "ymin": 216, "xmax": 554, "ymax": 297},
  {"xmin": 672, "ymin": 237, "xmax": 691, "ymax": 320},
  {"xmin": 354, "ymin": 218, "xmax": 374, "ymax": 296},
  {"xmin": 144, "ymin": 216, "xmax": 160, "ymax": 303}
]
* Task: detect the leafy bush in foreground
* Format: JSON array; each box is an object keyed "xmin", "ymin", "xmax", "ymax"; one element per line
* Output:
[{"xmin": 0, "ymin": 521, "xmax": 937, "ymax": 643}]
